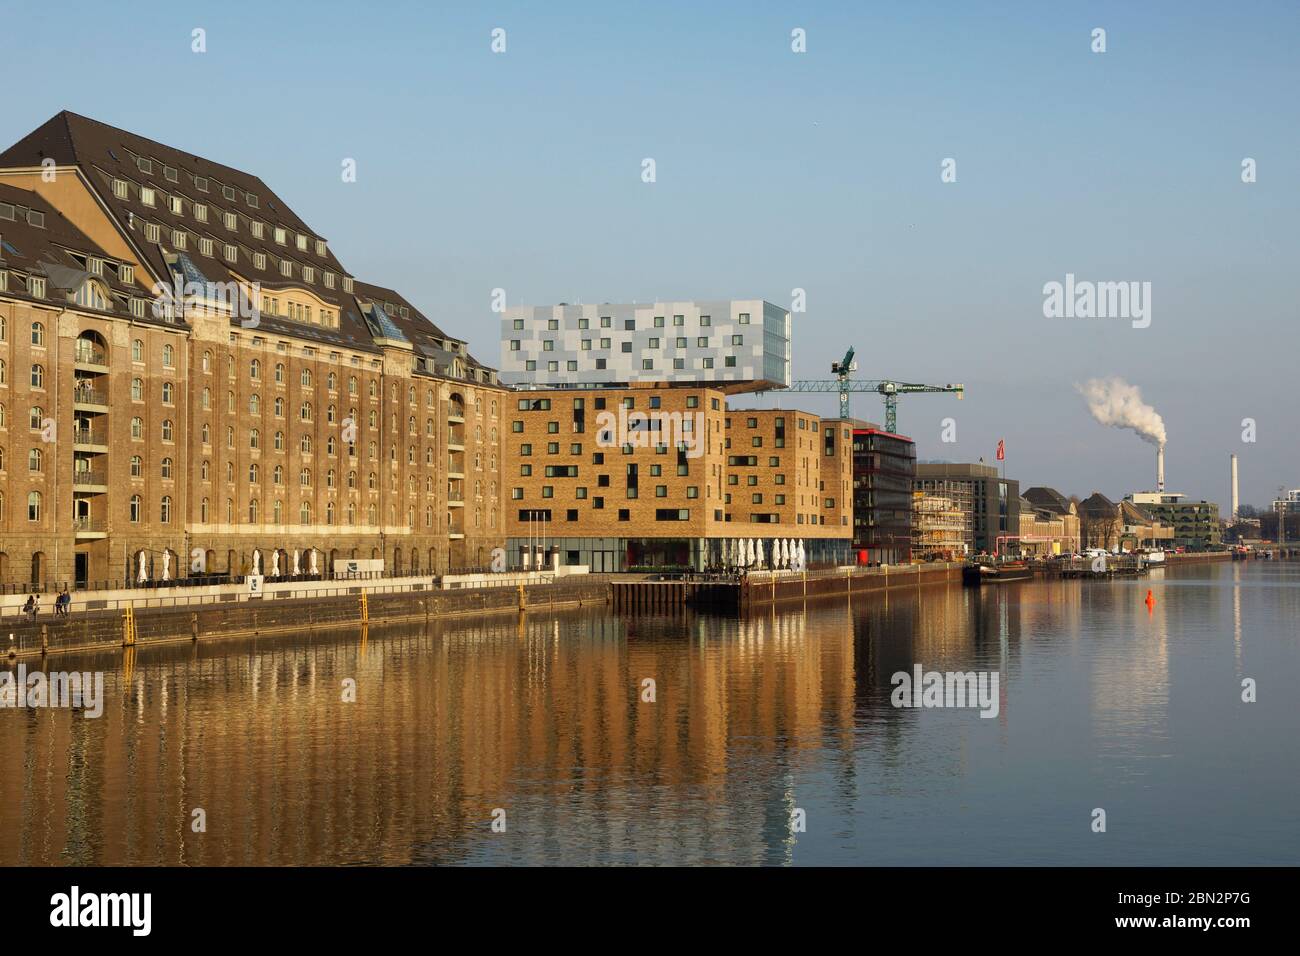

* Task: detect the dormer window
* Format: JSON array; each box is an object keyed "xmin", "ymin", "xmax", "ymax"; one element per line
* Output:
[
  {"xmin": 164, "ymin": 165, "xmax": 178, "ymax": 182},
  {"xmin": 30, "ymin": 276, "xmax": 46, "ymax": 298},
  {"xmin": 224, "ymin": 244, "xmax": 237, "ymax": 262},
  {"xmin": 173, "ymin": 229, "xmax": 187, "ymax": 249},
  {"xmin": 323, "ymin": 271, "xmax": 335, "ymax": 289},
  {"xmin": 27, "ymin": 210, "xmax": 44, "ymax": 228},
  {"xmin": 200, "ymin": 238, "xmax": 214, "ymax": 256},
  {"xmin": 254, "ymin": 253, "xmax": 266, "ymax": 270},
  {"xmin": 113, "ymin": 179, "xmax": 128, "ymax": 199},
  {"xmin": 296, "ymin": 234, "xmax": 308, "ymax": 251},
  {"xmin": 137, "ymin": 157, "xmax": 153, "ymax": 174},
  {"xmin": 195, "ymin": 176, "xmax": 208, "ymax": 192},
  {"xmin": 315, "ymin": 240, "xmax": 326, "ymax": 256},
  {"xmin": 223, "ymin": 185, "xmax": 236, "ymax": 200},
  {"xmin": 121, "ymin": 264, "xmax": 134, "ymax": 284},
  {"xmin": 224, "ymin": 212, "xmax": 237, "ymax": 230},
  {"xmin": 74, "ymin": 278, "xmax": 109, "ymax": 310},
  {"xmin": 168, "ymin": 195, "xmax": 182, "ymax": 215},
  {"xmin": 195, "ymin": 204, "xmax": 208, "ymax": 222},
  {"xmin": 280, "ymin": 260, "xmax": 292, "ymax": 277},
  {"xmin": 342, "ymin": 277, "xmax": 354, "ymax": 293},
  {"xmin": 250, "ymin": 221, "xmax": 264, "ymax": 239},
  {"xmin": 303, "ymin": 267, "xmax": 314, "ymax": 284},
  {"xmin": 141, "ymin": 187, "xmax": 155, "ymax": 207},
  {"xmin": 88, "ymin": 257, "xmax": 103, "ymax": 276},
  {"xmin": 274, "ymin": 227, "xmax": 286, "ymax": 245},
  {"xmin": 247, "ymin": 193, "xmax": 259, "ymax": 208},
  {"xmin": 146, "ymin": 223, "xmax": 160, "ymax": 242}
]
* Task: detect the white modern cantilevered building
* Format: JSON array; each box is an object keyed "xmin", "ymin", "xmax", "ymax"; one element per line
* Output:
[{"xmin": 499, "ymin": 299, "xmax": 791, "ymax": 393}]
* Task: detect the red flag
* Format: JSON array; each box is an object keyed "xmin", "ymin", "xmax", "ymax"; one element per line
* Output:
[{"xmin": 996, "ymin": 439, "xmax": 1005, "ymax": 461}]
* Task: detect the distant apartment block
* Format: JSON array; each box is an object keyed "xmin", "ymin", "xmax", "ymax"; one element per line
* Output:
[
  {"xmin": 504, "ymin": 384, "xmax": 852, "ymax": 571},
  {"xmin": 851, "ymin": 426, "xmax": 916, "ymax": 564},
  {"xmin": 914, "ymin": 462, "xmax": 1019, "ymax": 554},
  {"xmin": 499, "ymin": 300, "xmax": 791, "ymax": 392}
]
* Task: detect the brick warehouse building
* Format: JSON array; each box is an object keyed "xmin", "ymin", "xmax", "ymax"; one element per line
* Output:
[
  {"xmin": 499, "ymin": 301, "xmax": 854, "ymax": 571},
  {"xmin": 0, "ymin": 112, "xmax": 504, "ymax": 589}
]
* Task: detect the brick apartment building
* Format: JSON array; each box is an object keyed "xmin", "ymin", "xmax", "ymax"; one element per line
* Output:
[{"xmin": 0, "ymin": 111, "xmax": 504, "ymax": 589}]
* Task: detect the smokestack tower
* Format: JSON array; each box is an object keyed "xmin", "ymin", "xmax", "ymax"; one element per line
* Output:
[
  {"xmin": 1157, "ymin": 444, "xmax": 1165, "ymax": 493},
  {"xmin": 1231, "ymin": 454, "xmax": 1239, "ymax": 523}
]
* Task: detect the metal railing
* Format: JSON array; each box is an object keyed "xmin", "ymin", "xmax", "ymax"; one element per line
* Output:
[
  {"xmin": 72, "ymin": 428, "xmax": 108, "ymax": 445},
  {"xmin": 72, "ymin": 470, "xmax": 108, "ymax": 486},
  {"xmin": 73, "ymin": 386, "xmax": 108, "ymax": 405},
  {"xmin": 72, "ymin": 517, "xmax": 106, "ymax": 532},
  {"xmin": 74, "ymin": 345, "xmax": 108, "ymax": 365}
]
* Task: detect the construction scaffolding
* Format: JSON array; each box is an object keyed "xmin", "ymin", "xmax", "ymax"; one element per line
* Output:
[{"xmin": 912, "ymin": 490, "xmax": 969, "ymax": 560}]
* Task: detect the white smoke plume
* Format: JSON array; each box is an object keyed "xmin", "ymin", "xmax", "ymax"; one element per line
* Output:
[{"xmin": 1077, "ymin": 377, "xmax": 1167, "ymax": 447}]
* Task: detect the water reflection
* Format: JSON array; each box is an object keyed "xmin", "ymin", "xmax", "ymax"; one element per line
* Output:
[{"xmin": 1, "ymin": 563, "xmax": 1296, "ymax": 866}]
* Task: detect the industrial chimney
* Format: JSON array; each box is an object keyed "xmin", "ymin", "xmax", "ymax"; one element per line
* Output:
[
  {"xmin": 1157, "ymin": 444, "xmax": 1165, "ymax": 493},
  {"xmin": 1231, "ymin": 454, "xmax": 1239, "ymax": 523}
]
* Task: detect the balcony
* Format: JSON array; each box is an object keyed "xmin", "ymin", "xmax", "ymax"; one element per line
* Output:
[
  {"xmin": 73, "ymin": 428, "xmax": 109, "ymax": 450},
  {"xmin": 73, "ymin": 385, "xmax": 109, "ymax": 409},
  {"xmin": 73, "ymin": 344, "xmax": 109, "ymax": 370},
  {"xmin": 73, "ymin": 470, "xmax": 109, "ymax": 490},
  {"xmin": 73, "ymin": 517, "xmax": 107, "ymax": 538}
]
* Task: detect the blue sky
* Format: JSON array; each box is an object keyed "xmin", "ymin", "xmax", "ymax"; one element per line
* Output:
[{"xmin": 5, "ymin": 0, "xmax": 1297, "ymax": 505}]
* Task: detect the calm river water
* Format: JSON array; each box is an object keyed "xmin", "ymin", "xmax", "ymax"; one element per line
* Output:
[{"xmin": 2, "ymin": 561, "xmax": 1297, "ymax": 866}]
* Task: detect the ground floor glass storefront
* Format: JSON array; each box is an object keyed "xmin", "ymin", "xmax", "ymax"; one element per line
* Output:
[{"xmin": 508, "ymin": 536, "xmax": 854, "ymax": 572}]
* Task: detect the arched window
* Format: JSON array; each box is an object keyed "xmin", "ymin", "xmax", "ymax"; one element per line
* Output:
[
  {"xmin": 200, "ymin": 460, "xmax": 210, "ymax": 480},
  {"xmin": 162, "ymin": 344, "xmax": 174, "ymax": 367},
  {"xmin": 30, "ymin": 364, "xmax": 44, "ymax": 388},
  {"xmin": 161, "ymin": 419, "xmax": 173, "ymax": 441},
  {"xmin": 301, "ymin": 368, "xmax": 312, "ymax": 387},
  {"xmin": 200, "ymin": 498, "xmax": 209, "ymax": 522},
  {"xmin": 274, "ymin": 430, "xmax": 284, "ymax": 450},
  {"xmin": 162, "ymin": 381, "xmax": 174, "ymax": 404},
  {"xmin": 274, "ymin": 397, "xmax": 284, "ymax": 416},
  {"xmin": 27, "ymin": 491, "xmax": 42, "ymax": 521},
  {"xmin": 28, "ymin": 448, "xmax": 43, "ymax": 472},
  {"xmin": 250, "ymin": 358, "xmax": 261, "ymax": 379},
  {"xmin": 160, "ymin": 496, "xmax": 172, "ymax": 523},
  {"xmin": 161, "ymin": 457, "xmax": 173, "ymax": 479},
  {"xmin": 201, "ymin": 423, "xmax": 210, "ymax": 444},
  {"xmin": 202, "ymin": 350, "xmax": 212, "ymax": 372},
  {"xmin": 250, "ymin": 428, "xmax": 260, "ymax": 449},
  {"xmin": 300, "ymin": 467, "xmax": 311, "ymax": 487},
  {"xmin": 273, "ymin": 465, "xmax": 283, "ymax": 484},
  {"xmin": 28, "ymin": 406, "xmax": 43, "ymax": 429},
  {"xmin": 130, "ymin": 455, "xmax": 143, "ymax": 477},
  {"xmin": 273, "ymin": 500, "xmax": 283, "ymax": 524},
  {"xmin": 132, "ymin": 339, "xmax": 144, "ymax": 362},
  {"xmin": 249, "ymin": 463, "xmax": 260, "ymax": 483},
  {"xmin": 326, "ymin": 502, "xmax": 335, "ymax": 525},
  {"xmin": 275, "ymin": 363, "xmax": 285, "ymax": 383},
  {"xmin": 249, "ymin": 499, "xmax": 260, "ymax": 522},
  {"xmin": 300, "ymin": 501, "xmax": 312, "ymax": 523},
  {"xmin": 30, "ymin": 322, "xmax": 45, "ymax": 346},
  {"xmin": 129, "ymin": 495, "xmax": 142, "ymax": 522},
  {"xmin": 250, "ymin": 393, "xmax": 261, "ymax": 414}
]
